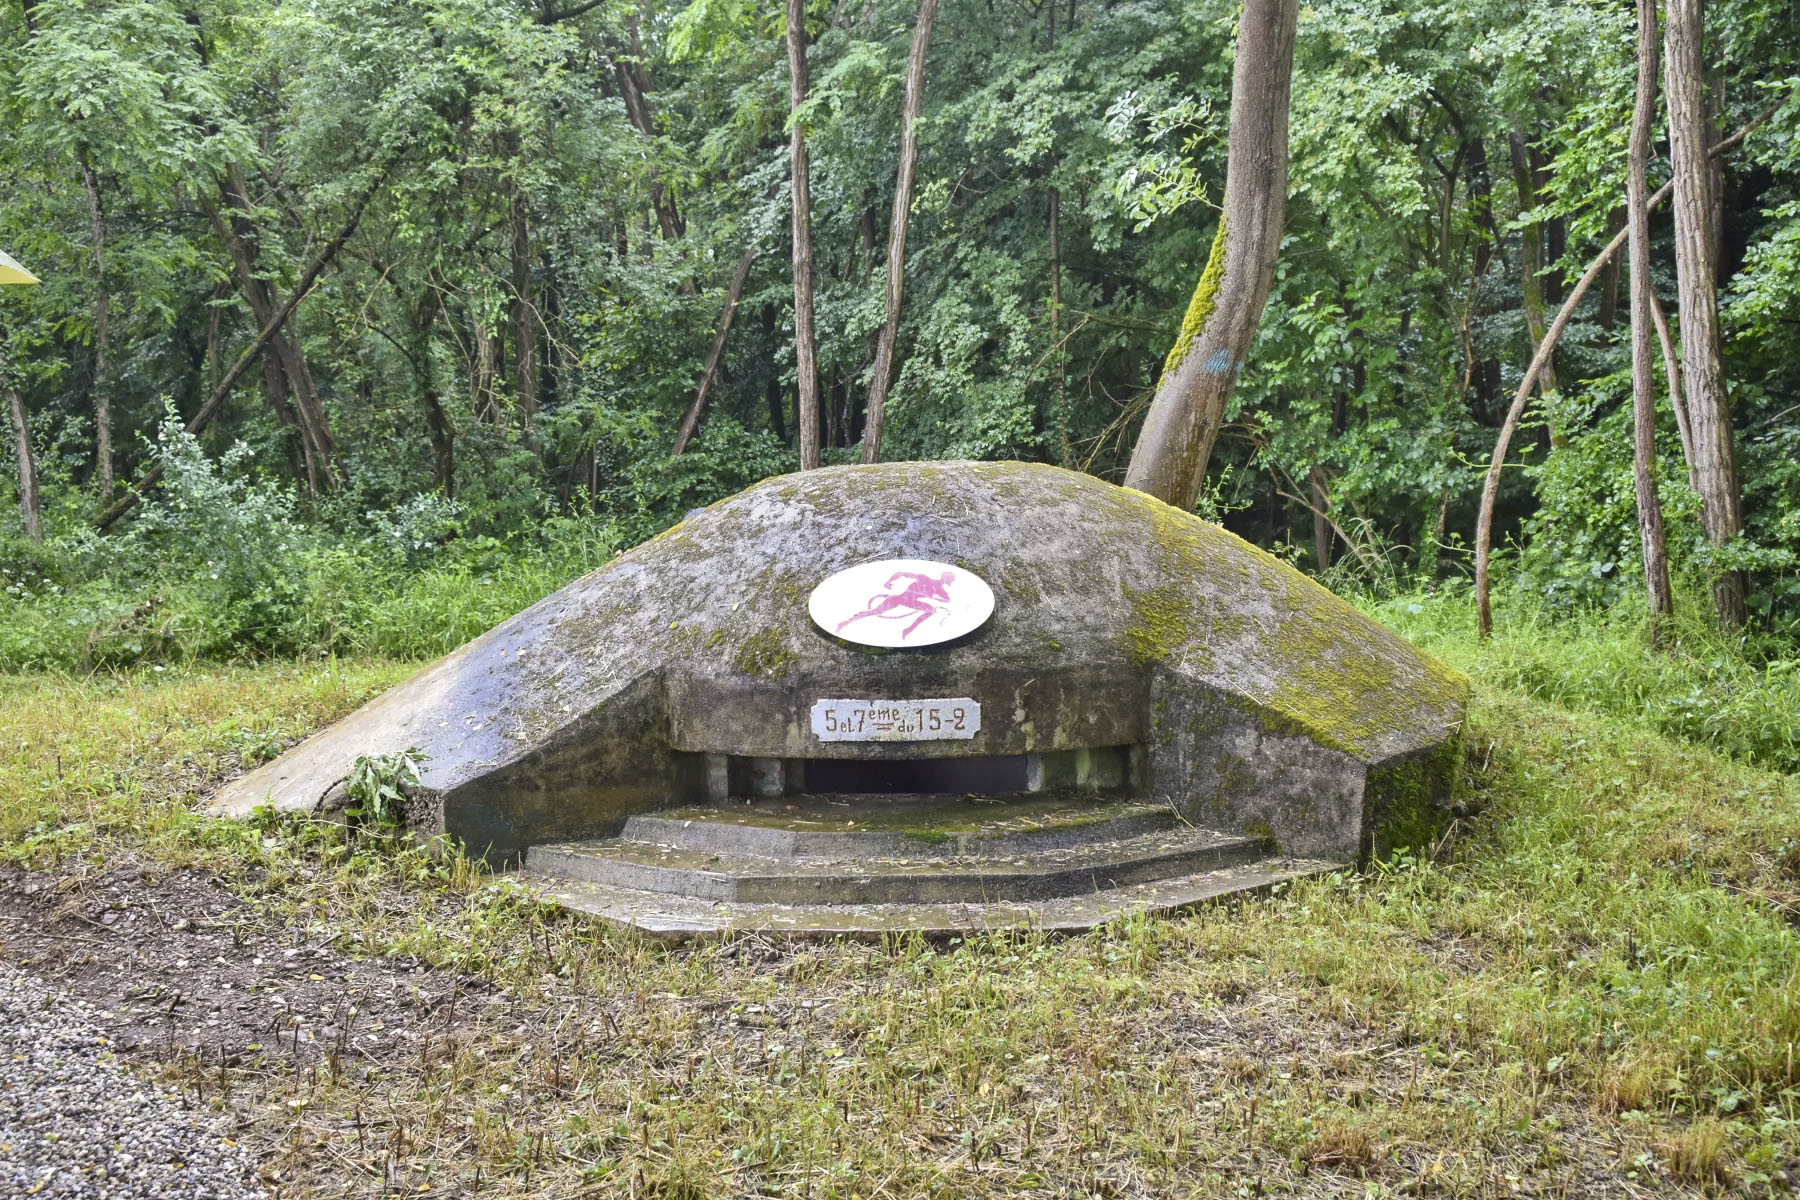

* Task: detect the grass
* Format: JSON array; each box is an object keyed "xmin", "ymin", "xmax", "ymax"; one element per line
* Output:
[{"xmin": 2, "ymin": 595, "xmax": 1798, "ymax": 1195}]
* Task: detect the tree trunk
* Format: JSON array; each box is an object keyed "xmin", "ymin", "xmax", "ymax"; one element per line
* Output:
[
  {"xmin": 1596, "ymin": 206, "xmax": 1625, "ymax": 333},
  {"xmin": 861, "ymin": 0, "xmax": 938, "ymax": 464},
  {"xmin": 1628, "ymin": 0, "xmax": 1674, "ymax": 642},
  {"xmin": 1647, "ymin": 284, "xmax": 1698, "ymax": 492},
  {"xmin": 1310, "ymin": 463, "xmax": 1332, "ymax": 571},
  {"xmin": 82, "ymin": 156, "xmax": 113, "ymax": 498},
  {"xmin": 7, "ymin": 379, "xmax": 40, "ymax": 543},
  {"xmin": 762, "ymin": 305, "xmax": 788, "ymax": 442},
  {"xmin": 787, "ymin": 0, "xmax": 821, "ymax": 470},
  {"xmin": 509, "ymin": 179, "xmax": 539, "ymax": 430},
  {"xmin": 1123, "ymin": 0, "xmax": 1299, "ymax": 508},
  {"xmin": 612, "ymin": 12, "xmax": 684, "ymax": 243},
  {"xmin": 1508, "ymin": 124, "xmax": 1561, "ymax": 405},
  {"xmin": 1049, "ymin": 184, "xmax": 1068, "ymax": 462},
  {"xmin": 472, "ymin": 316, "xmax": 499, "ymax": 423},
  {"xmin": 279, "ymin": 316, "xmax": 338, "ymax": 488},
  {"xmin": 1666, "ymin": 0, "xmax": 1746, "ymax": 626},
  {"xmin": 408, "ymin": 287, "xmax": 455, "ymax": 496},
  {"xmin": 674, "ymin": 250, "xmax": 757, "ymax": 454}
]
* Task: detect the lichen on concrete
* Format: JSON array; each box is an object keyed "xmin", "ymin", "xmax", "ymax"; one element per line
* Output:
[{"xmin": 734, "ymin": 629, "xmax": 797, "ymax": 679}]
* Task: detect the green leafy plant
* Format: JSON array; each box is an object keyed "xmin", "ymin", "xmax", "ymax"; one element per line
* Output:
[{"xmin": 343, "ymin": 748, "xmax": 426, "ymax": 829}]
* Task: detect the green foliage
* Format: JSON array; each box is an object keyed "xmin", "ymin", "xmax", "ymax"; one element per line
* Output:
[
  {"xmin": 0, "ymin": 0, "xmax": 1794, "ymax": 662},
  {"xmin": 1511, "ymin": 380, "xmax": 1703, "ymax": 612}
]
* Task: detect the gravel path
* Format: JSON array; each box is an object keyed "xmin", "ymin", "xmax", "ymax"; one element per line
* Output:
[{"xmin": 0, "ymin": 964, "xmax": 265, "ymax": 1199}]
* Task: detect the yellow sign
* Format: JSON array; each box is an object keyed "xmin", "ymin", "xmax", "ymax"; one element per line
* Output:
[{"xmin": 0, "ymin": 250, "xmax": 40, "ymax": 285}]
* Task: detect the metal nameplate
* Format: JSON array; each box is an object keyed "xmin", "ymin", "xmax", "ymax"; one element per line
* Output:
[{"xmin": 810, "ymin": 698, "xmax": 981, "ymax": 742}]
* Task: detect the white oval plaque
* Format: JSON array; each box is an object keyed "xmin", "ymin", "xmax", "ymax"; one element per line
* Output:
[{"xmin": 808, "ymin": 559, "xmax": 994, "ymax": 648}]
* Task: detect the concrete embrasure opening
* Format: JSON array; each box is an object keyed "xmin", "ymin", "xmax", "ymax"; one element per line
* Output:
[{"xmin": 799, "ymin": 755, "xmax": 1028, "ymax": 796}]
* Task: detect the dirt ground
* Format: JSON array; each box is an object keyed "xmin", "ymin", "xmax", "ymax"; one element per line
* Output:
[{"xmin": 0, "ymin": 851, "xmax": 1718, "ymax": 1199}]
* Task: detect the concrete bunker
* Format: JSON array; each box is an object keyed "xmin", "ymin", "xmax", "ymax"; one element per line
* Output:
[{"xmin": 213, "ymin": 461, "xmax": 1468, "ymax": 934}]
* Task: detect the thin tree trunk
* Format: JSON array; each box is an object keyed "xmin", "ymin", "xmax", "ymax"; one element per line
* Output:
[
  {"xmin": 206, "ymin": 195, "xmax": 315, "ymax": 490},
  {"xmin": 1310, "ymin": 463, "xmax": 1332, "ymax": 571},
  {"xmin": 472, "ymin": 317, "xmax": 499, "ymax": 422},
  {"xmin": 762, "ymin": 305, "xmax": 787, "ymax": 442},
  {"xmin": 509, "ymin": 179, "xmax": 539, "ymax": 431},
  {"xmin": 1123, "ymin": 0, "xmax": 1299, "ymax": 509},
  {"xmin": 674, "ymin": 250, "xmax": 756, "ymax": 454},
  {"xmin": 612, "ymin": 13, "xmax": 684, "ymax": 243},
  {"xmin": 1596, "ymin": 206, "xmax": 1625, "ymax": 333},
  {"xmin": 541, "ymin": 225, "xmax": 562, "ymax": 410},
  {"xmin": 226, "ymin": 166, "xmax": 338, "ymax": 483},
  {"xmin": 787, "ymin": 0, "xmax": 821, "ymax": 470},
  {"xmin": 861, "ymin": 0, "xmax": 938, "ymax": 464},
  {"xmin": 205, "ymin": 169, "xmax": 340, "ymax": 490},
  {"xmin": 203, "ymin": 282, "xmax": 230, "ymax": 398},
  {"xmin": 403, "ymin": 286, "xmax": 455, "ymax": 496},
  {"xmin": 7, "ymin": 379, "xmax": 40, "ymax": 542},
  {"xmin": 279, "ymin": 316, "xmax": 338, "ymax": 489},
  {"xmin": 1628, "ymin": 0, "xmax": 1674, "ymax": 642},
  {"xmin": 1471, "ymin": 102, "xmax": 1775, "ymax": 636},
  {"xmin": 1666, "ymin": 0, "xmax": 1746, "ymax": 627},
  {"xmin": 81, "ymin": 156, "xmax": 113, "ymax": 498},
  {"xmin": 1647, "ymin": 285, "xmax": 1698, "ymax": 492}
]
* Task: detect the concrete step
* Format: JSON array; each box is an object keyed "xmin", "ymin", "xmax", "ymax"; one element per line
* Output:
[
  {"xmin": 523, "ymin": 856, "xmax": 1342, "ymax": 938},
  {"xmin": 621, "ymin": 794, "xmax": 1179, "ymax": 861},
  {"xmin": 525, "ymin": 824, "xmax": 1269, "ymax": 906}
]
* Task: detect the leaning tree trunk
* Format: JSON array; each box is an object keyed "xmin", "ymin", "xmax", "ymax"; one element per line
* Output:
[
  {"xmin": 81, "ymin": 155, "xmax": 113, "ymax": 499},
  {"xmin": 787, "ymin": 0, "xmax": 821, "ymax": 470},
  {"xmin": 674, "ymin": 250, "xmax": 757, "ymax": 455},
  {"xmin": 1628, "ymin": 0, "xmax": 1674, "ymax": 642},
  {"xmin": 861, "ymin": 0, "xmax": 939, "ymax": 464},
  {"xmin": 1123, "ymin": 0, "xmax": 1300, "ymax": 509},
  {"xmin": 1666, "ymin": 0, "xmax": 1746, "ymax": 627}
]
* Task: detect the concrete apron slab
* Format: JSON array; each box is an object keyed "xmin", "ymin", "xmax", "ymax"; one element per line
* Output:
[{"xmin": 522, "ymin": 856, "xmax": 1342, "ymax": 940}]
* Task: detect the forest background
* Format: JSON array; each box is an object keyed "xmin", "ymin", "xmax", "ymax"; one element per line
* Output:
[{"xmin": 1, "ymin": 0, "xmax": 1797, "ymax": 687}]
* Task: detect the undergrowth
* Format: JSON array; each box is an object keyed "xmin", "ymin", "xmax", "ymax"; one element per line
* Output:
[{"xmin": 1366, "ymin": 587, "xmax": 1800, "ymax": 775}]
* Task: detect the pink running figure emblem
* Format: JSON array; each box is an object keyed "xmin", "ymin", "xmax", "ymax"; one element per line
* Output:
[
  {"xmin": 808, "ymin": 558, "xmax": 996, "ymax": 649},
  {"xmin": 835, "ymin": 569, "xmax": 957, "ymax": 640}
]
